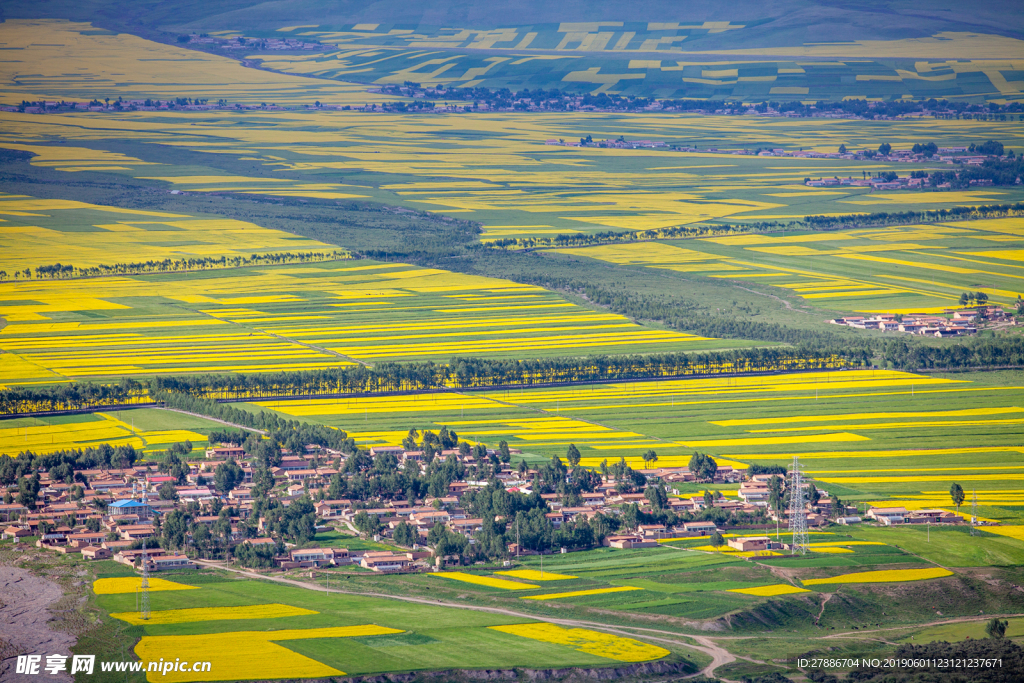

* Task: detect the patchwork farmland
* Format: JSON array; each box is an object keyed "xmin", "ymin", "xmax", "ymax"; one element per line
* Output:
[{"xmin": 3, "ymin": 1, "xmax": 1024, "ymax": 682}]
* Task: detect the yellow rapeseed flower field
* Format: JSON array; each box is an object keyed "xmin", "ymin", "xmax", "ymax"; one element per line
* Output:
[
  {"xmin": 984, "ymin": 526, "xmax": 1024, "ymax": 542},
  {"xmin": 135, "ymin": 625, "xmax": 402, "ymax": 683},
  {"xmin": 0, "ymin": 20, "xmax": 401, "ymax": 105},
  {"xmin": 495, "ymin": 570, "xmax": 578, "ymax": 581},
  {"xmin": 728, "ymin": 584, "xmax": 810, "ymax": 597},
  {"xmin": 0, "ymin": 413, "xmax": 206, "ymax": 457},
  {"xmin": 429, "ymin": 572, "xmax": 539, "ymax": 590},
  {"xmin": 520, "ymin": 586, "xmax": 643, "ymax": 600},
  {"xmin": 93, "ymin": 577, "xmax": 199, "ymax": 595},
  {"xmin": 802, "ymin": 568, "xmax": 953, "ymax": 586},
  {"xmin": 111, "ymin": 604, "xmax": 318, "ymax": 625},
  {"xmin": 0, "ymin": 192, "xmax": 340, "ymax": 273},
  {"xmin": 489, "ymin": 623, "xmax": 669, "ymax": 662}
]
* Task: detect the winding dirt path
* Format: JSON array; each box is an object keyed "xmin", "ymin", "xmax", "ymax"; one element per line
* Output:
[{"xmin": 195, "ymin": 560, "xmax": 741, "ymax": 678}]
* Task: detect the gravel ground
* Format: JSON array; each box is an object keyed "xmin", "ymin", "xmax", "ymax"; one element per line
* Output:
[{"xmin": 0, "ymin": 563, "xmax": 77, "ymax": 683}]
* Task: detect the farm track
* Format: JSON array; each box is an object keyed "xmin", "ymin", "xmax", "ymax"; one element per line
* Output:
[
  {"xmin": 193, "ymin": 560, "xmax": 740, "ymax": 679},
  {"xmin": 159, "ymin": 407, "xmax": 266, "ymax": 434}
]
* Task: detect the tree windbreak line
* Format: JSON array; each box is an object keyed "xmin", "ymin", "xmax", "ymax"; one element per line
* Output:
[
  {"xmin": 0, "ymin": 378, "xmax": 151, "ymax": 415},
  {"xmin": 485, "ymin": 221, "xmax": 780, "ymax": 250},
  {"xmin": 4, "ymin": 334, "xmax": 1024, "ymax": 416},
  {"xmin": 486, "ymin": 203, "xmax": 1024, "ymax": 251},
  {"xmin": 0, "ymin": 250, "xmax": 349, "ymax": 282},
  {"xmin": 150, "ymin": 350, "xmax": 855, "ymax": 400},
  {"xmin": 803, "ymin": 202, "xmax": 1024, "ymax": 230}
]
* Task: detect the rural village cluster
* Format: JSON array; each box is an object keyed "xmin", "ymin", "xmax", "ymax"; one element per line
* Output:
[{"xmin": 2, "ymin": 439, "xmax": 975, "ymax": 574}]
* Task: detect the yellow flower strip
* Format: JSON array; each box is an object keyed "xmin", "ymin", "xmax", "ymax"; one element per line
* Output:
[
  {"xmin": 489, "ymin": 623, "xmax": 669, "ymax": 663},
  {"xmin": 495, "ymin": 569, "xmax": 577, "ymax": 581},
  {"xmin": 429, "ymin": 572, "xmax": 539, "ymax": 590},
  {"xmin": 802, "ymin": 568, "xmax": 953, "ymax": 586},
  {"xmin": 729, "ymin": 584, "xmax": 811, "ymax": 597},
  {"xmin": 111, "ymin": 603, "xmax": 317, "ymax": 625},
  {"xmin": 93, "ymin": 577, "xmax": 198, "ymax": 595},
  {"xmin": 983, "ymin": 526, "xmax": 1024, "ymax": 542},
  {"xmin": 520, "ymin": 586, "xmax": 643, "ymax": 600}
]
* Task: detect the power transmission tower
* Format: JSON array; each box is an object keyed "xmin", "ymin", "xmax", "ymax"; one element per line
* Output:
[
  {"xmin": 788, "ymin": 456, "xmax": 809, "ymax": 554},
  {"xmin": 139, "ymin": 484, "xmax": 150, "ymax": 620}
]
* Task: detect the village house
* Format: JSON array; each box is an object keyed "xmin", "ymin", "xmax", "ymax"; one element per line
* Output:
[
  {"xmin": 360, "ymin": 551, "xmax": 412, "ymax": 572},
  {"xmin": 145, "ymin": 554, "xmax": 196, "ymax": 572},
  {"xmin": 866, "ymin": 506, "xmax": 908, "ymax": 525},
  {"xmin": 81, "ymin": 546, "xmax": 113, "ymax": 560},
  {"xmin": 288, "ymin": 547, "xmax": 340, "ymax": 567}
]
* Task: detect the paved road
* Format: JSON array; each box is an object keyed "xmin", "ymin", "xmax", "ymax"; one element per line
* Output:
[{"xmin": 194, "ymin": 560, "xmax": 741, "ymax": 679}]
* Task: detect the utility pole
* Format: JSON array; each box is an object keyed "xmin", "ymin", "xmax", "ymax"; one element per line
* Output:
[
  {"xmin": 516, "ymin": 516, "xmax": 520, "ymax": 559},
  {"xmin": 971, "ymin": 488, "xmax": 978, "ymax": 536}
]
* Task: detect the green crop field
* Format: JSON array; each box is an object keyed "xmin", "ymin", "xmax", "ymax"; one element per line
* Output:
[{"xmin": 87, "ymin": 571, "xmax": 693, "ymax": 681}]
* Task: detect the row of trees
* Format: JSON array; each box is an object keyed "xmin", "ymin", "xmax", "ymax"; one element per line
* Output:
[
  {"xmin": 0, "ymin": 378, "xmax": 148, "ymax": 415},
  {"xmin": 488, "ymin": 201, "xmax": 1024, "ymax": 254},
  {"xmin": 487, "ymin": 221, "xmax": 775, "ymax": 250},
  {"xmin": 804, "ymin": 201, "xmax": 1024, "ymax": 231},
  {"xmin": 882, "ymin": 336, "xmax": 1024, "ymax": 371},
  {"xmin": 148, "ymin": 349, "xmax": 857, "ymax": 401},
  {"xmin": 0, "ymin": 250, "xmax": 349, "ymax": 282}
]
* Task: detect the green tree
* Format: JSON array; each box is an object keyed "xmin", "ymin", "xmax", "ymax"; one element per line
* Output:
[
  {"xmin": 17, "ymin": 475, "xmax": 40, "ymax": 510},
  {"xmin": 621, "ymin": 503, "xmax": 639, "ymax": 531},
  {"xmin": 158, "ymin": 480, "xmax": 179, "ymax": 501},
  {"xmin": 162, "ymin": 510, "xmax": 190, "ymax": 550},
  {"xmin": 768, "ymin": 475, "xmax": 784, "ymax": 515},
  {"xmin": 566, "ymin": 444, "xmax": 582, "ymax": 468},
  {"xmin": 641, "ymin": 449, "xmax": 658, "ymax": 468},
  {"xmin": 878, "ymin": 142, "xmax": 891, "ymax": 155},
  {"xmin": 644, "ymin": 484, "xmax": 667, "ymax": 511},
  {"xmin": 498, "ymin": 440, "xmax": 511, "ymax": 464},
  {"xmin": 710, "ymin": 532, "xmax": 725, "ymax": 547},
  {"xmin": 353, "ymin": 510, "xmax": 382, "ymax": 537},
  {"xmin": 838, "ymin": 144, "xmax": 847, "ymax": 154},
  {"xmin": 950, "ymin": 483, "xmax": 966, "ymax": 516},
  {"xmin": 393, "ymin": 521, "xmax": 417, "ymax": 547},
  {"xmin": 689, "ymin": 452, "xmax": 718, "ymax": 482},
  {"xmin": 986, "ymin": 617, "xmax": 1008, "ymax": 639},
  {"xmin": 214, "ymin": 458, "xmax": 244, "ymax": 494}
]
